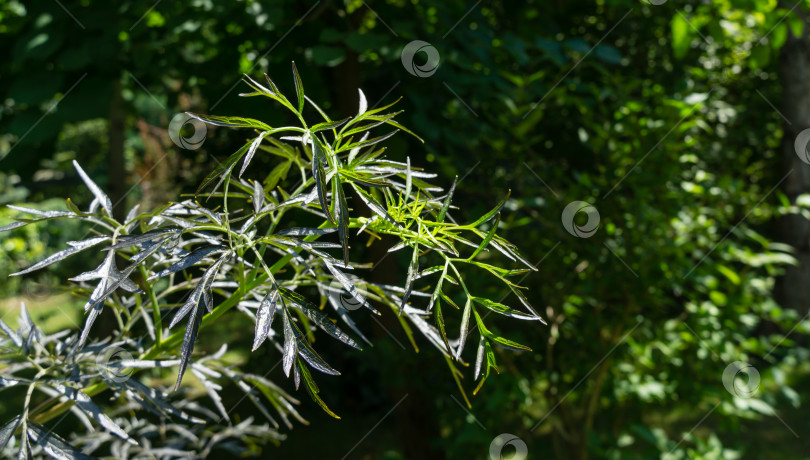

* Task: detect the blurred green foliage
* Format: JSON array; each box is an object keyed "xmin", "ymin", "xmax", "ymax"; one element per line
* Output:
[{"xmin": 2, "ymin": 0, "xmax": 810, "ymax": 459}]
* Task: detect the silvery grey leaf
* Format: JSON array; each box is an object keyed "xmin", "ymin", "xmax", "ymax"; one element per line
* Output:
[
  {"xmin": 234, "ymin": 380, "xmax": 278, "ymax": 428},
  {"xmin": 26, "ymin": 423, "xmax": 93, "ymax": 460},
  {"xmin": 454, "ymin": 298, "xmax": 472, "ymax": 361},
  {"xmin": 6, "ymin": 206, "xmax": 74, "ymax": 218},
  {"xmin": 240, "ymin": 131, "xmax": 269, "ymax": 178},
  {"xmin": 281, "ymin": 288, "xmax": 359, "ymax": 350},
  {"xmin": 277, "ymin": 227, "xmax": 337, "ymax": 237},
  {"xmin": 0, "ymin": 318, "xmax": 22, "ymax": 348},
  {"xmin": 252, "ymin": 291, "xmax": 278, "ymax": 351},
  {"xmin": 122, "ymin": 378, "xmax": 204, "ymax": 424},
  {"xmin": 474, "ymin": 335, "xmax": 485, "ymax": 379},
  {"xmin": 169, "ymin": 283, "xmax": 205, "ymax": 330},
  {"xmin": 402, "ymin": 307, "xmax": 452, "ymax": 357},
  {"xmin": 10, "ymin": 236, "xmax": 110, "ymax": 276},
  {"xmin": 350, "ymin": 184, "xmax": 399, "ymax": 227},
  {"xmin": 253, "ymin": 180, "xmax": 264, "ymax": 214},
  {"xmin": 295, "ymin": 331, "xmax": 340, "ymax": 376},
  {"xmin": 347, "ymin": 132, "xmax": 369, "ymax": 165},
  {"xmin": 357, "ymin": 88, "xmax": 368, "ymax": 116},
  {"xmin": 281, "ymin": 306, "xmax": 296, "ymax": 378},
  {"xmin": 323, "ymin": 261, "xmax": 374, "ymax": 315},
  {"xmin": 0, "ymin": 221, "xmax": 28, "ymax": 232},
  {"xmin": 190, "ymin": 367, "xmax": 230, "ymax": 423},
  {"xmin": 175, "ymin": 297, "xmax": 203, "ymax": 391},
  {"xmin": 336, "ymin": 180, "xmax": 350, "ymax": 265},
  {"xmin": 148, "ymin": 246, "xmax": 223, "ymax": 281},
  {"xmin": 0, "ymin": 415, "xmax": 21, "ymax": 451},
  {"xmin": 73, "ymin": 160, "xmax": 113, "ymax": 216},
  {"xmin": 400, "ymin": 244, "xmax": 419, "ymax": 312},
  {"xmin": 47, "ymin": 383, "xmax": 137, "ymax": 445},
  {"xmin": 108, "ymin": 227, "xmax": 182, "ymax": 250},
  {"xmin": 123, "ymin": 204, "xmax": 140, "ymax": 230}
]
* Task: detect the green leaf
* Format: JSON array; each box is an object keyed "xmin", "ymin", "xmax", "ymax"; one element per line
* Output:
[
  {"xmin": 466, "ymin": 190, "xmax": 510, "ymax": 228},
  {"xmin": 187, "ymin": 113, "xmax": 273, "ymax": 131},
  {"xmin": 336, "ymin": 179, "xmax": 350, "ymax": 265},
  {"xmin": 400, "ymin": 243, "xmax": 419, "ymax": 312},
  {"xmin": 297, "ymin": 360, "xmax": 341, "ymax": 419},
  {"xmin": 311, "ymin": 137, "xmax": 335, "ymax": 224},
  {"xmin": 438, "ymin": 176, "xmax": 457, "ymax": 223},
  {"xmin": 468, "ymin": 213, "xmax": 500, "ymax": 260},
  {"xmin": 264, "ymin": 160, "xmax": 291, "ymax": 192},
  {"xmin": 471, "ymin": 297, "xmax": 541, "ymax": 321},
  {"xmin": 311, "ymin": 117, "xmax": 351, "ymax": 133},
  {"xmin": 291, "ymin": 61, "xmax": 305, "ymax": 113},
  {"xmin": 338, "ymin": 169, "xmax": 391, "ymax": 187}
]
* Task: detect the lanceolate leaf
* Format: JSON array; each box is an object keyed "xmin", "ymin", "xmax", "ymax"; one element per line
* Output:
[
  {"xmin": 438, "ymin": 176, "xmax": 458, "ymax": 223},
  {"xmin": 72, "ymin": 160, "xmax": 113, "ymax": 216},
  {"xmin": 291, "ymin": 61, "xmax": 305, "ymax": 113},
  {"xmin": 253, "ymin": 290, "xmax": 279, "ymax": 351},
  {"xmin": 400, "ymin": 244, "xmax": 419, "ymax": 313},
  {"xmin": 187, "ymin": 113, "xmax": 273, "ymax": 131},
  {"xmin": 311, "ymin": 137, "xmax": 334, "ymax": 224},
  {"xmin": 471, "ymin": 296, "xmax": 542, "ymax": 320},
  {"xmin": 0, "ymin": 221, "xmax": 28, "ymax": 232},
  {"xmin": 277, "ymin": 227, "xmax": 337, "ymax": 237},
  {"xmin": 240, "ymin": 131, "xmax": 270, "ymax": 178},
  {"xmin": 0, "ymin": 415, "xmax": 21, "ymax": 451},
  {"xmin": 10, "ymin": 236, "xmax": 110, "ymax": 277},
  {"xmin": 336, "ymin": 179, "xmax": 350, "ymax": 265},
  {"xmin": 468, "ymin": 213, "xmax": 500, "ymax": 260},
  {"xmin": 48, "ymin": 383, "xmax": 137, "ymax": 445},
  {"xmin": 279, "ymin": 287, "xmax": 360, "ymax": 350},
  {"xmin": 253, "ymin": 179, "xmax": 265, "ymax": 214},
  {"xmin": 108, "ymin": 227, "xmax": 182, "ymax": 250},
  {"xmin": 467, "ymin": 190, "xmax": 511, "ymax": 228},
  {"xmin": 311, "ymin": 117, "xmax": 351, "ymax": 133},
  {"xmin": 290, "ymin": 321, "xmax": 340, "ymax": 376},
  {"xmin": 149, "ymin": 246, "xmax": 224, "ymax": 280},
  {"xmin": 281, "ymin": 303, "xmax": 297, "ymax": 378},
  {"xmin": 323, "ymin": 261, "xmax": 374, "ymax": 314},
  {"xmin": 455, "ymin": 298, "xmax": 472, "ymax": 360},
  {"xmin": 335, "ymin": 130, "xmax": 399, "ymax": 154},
  {"xmin": 297, "ymin": 360, "xmax": 340, "ymax": 419},
  {"xmin": 172, "ymin": 253, "xmax": 230, "ymax": 390},
  {"xmin": 27, "ymin": 423, "xmax": 93, "ymax": 460}
]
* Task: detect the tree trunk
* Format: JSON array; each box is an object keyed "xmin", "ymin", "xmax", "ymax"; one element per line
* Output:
[
  {"xmin": 777, "ymin": 23, "xmax": 810, "ymax": 311},
  {"xmin": 108, "ymin": 77, "xmax": 126, "ymax": 221}
]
